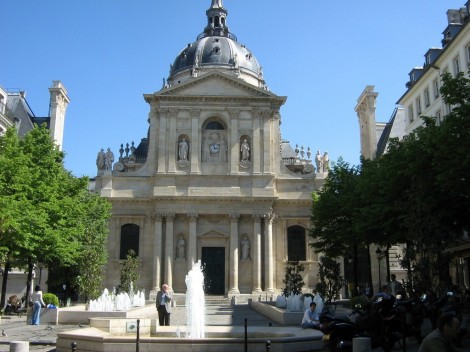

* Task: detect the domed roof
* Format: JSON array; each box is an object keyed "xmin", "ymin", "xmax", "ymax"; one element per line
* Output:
[{"xmin": 166, "ymin": 0, "xmax": 266, "ymax": 89}]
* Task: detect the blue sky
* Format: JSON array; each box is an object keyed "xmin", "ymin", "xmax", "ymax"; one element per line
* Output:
[{"xmin": 1, "ymin": 0, "xmax": 464, "ymax": 177}]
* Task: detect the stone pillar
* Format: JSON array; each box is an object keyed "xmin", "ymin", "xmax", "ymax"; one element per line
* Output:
[
  {"xmin": 252, "ymin": 214, "xmax": 262, "ymax": 293},
  {"xmin": 265, "ymin": 213, "xmax": 275, "ymax": 292},
  {"xmin": 164, "ymin": 213, "xmax": 175, "ymax": 288},
  {"xmin": 152, "ymin": 213, "xmax": 164, "ymax": 290},
  {"xmin": 229, "ymin": 214, "xmax": 240, "ymax": 295},
  {"xmin": 262, "ymin": 110, "xmax": 271, "ymax": 174},
  {"xmin": 145, "ymin": 106, "xmax": 158, "ymax": 172},
  {"xmin": 48, "ymin": 80, "xmax": 70, "ymax": 151},
  {"xmin": 252, "ymin": 109, "xmax": 261, "ymax": 174},
  {"xmin": 167, "ymin": 108, "xmax": 178, "ymax": 173},
  {"xmin": 187, "ymin": 213, "xmax": 198, "ymax": 270},
  {"xmin": 190, "ymin": 109, "xmax": 201, "ymax": 174},
  {"xmin": 228, "ymin": 108, "xmax": 239, "ymax": 174},
  {"xmin": 9, "ymin": 341, "xmax": 29, "ymax": 352},
  {"xmin": 353, "ymin": 337, "xmax": 371, "ymax": 351},
  {"xmin": 157, "ymin": 109, "xmax": 168, "ymax": 173}
]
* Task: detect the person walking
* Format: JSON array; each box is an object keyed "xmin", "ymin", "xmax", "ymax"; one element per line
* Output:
[
  {"xmin": 30, "ymin": 285, "xmax": 46, "ymax": 325},
  {"xmin": 156, "ymin": 284, "xmax": 173, "ymax": 326}
]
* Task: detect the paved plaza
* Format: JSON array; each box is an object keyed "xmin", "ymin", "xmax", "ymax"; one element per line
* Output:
[{"xmin": 1, "ymin": 303, "xmax": 469, "ymax": 352}]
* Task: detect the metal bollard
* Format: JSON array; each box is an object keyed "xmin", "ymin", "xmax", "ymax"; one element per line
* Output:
[
  {"xmin": 265, "ymin": 340, "xmax": 271, "ymax": 352},
  {"xmin": 136, "ymin": 319, "xmax": 140, "ymax": 352},
  {"xmin": 71, "ymin": 341, "xmax": 77, "ymax": 352},
  {"xmin": 244, "ymin": 318, "xmax": 248, "ymax": 352}
]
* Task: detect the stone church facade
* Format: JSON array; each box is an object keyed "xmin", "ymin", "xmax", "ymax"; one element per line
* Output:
[{"xmin": 94, "ymin": 0, "xmax": 327, "ymax": 298}]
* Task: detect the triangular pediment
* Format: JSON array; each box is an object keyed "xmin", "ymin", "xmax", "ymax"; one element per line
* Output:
[
  {"xmin": 199, "ymin": 230, "xmax": 228, "ymax": 238},
  {"xmin": 157, "ymin": 72, "xmax": 276, "ymax": 98}
]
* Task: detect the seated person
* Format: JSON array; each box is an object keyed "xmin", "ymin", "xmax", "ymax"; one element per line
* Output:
[
  {"xmin": 301, "ymin": 302, "xmax": 321, "ymax": 329},
  {"xmin": 418, "ymin": 313, "xmax": 461, "ymax": 352}
]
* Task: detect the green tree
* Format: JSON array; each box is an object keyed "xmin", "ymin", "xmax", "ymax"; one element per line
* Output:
[
  {"xmin": 120, "ymin": 250, "xmax": 140, "ymax": 294},
  {"xmin": 74, "ymin": 191, "xmax": 111, "ymax": 302},
  {"xmin": 0, "ymin": 125, "xmax": 110, "ymax": 307},
  {"xmin": 281, "ymin": 260, "xmax": 305, "ymax": 297},
  {"xmin": 317, "ymin": 256, "xmax": 343, "ymax": 304},
  {"xmin": 309, "ymin": 158, "xmax": 361, "ymax": 257}
]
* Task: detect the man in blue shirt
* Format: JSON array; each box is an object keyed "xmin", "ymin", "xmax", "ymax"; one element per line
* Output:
[{"xmin": 301, "ymin": 302, "xmax": 321, "ymax": 329}]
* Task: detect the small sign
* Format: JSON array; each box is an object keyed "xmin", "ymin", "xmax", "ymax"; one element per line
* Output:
[{"xmin": 126, "ymin": 321, "xmax": 138, "ymax": 333}]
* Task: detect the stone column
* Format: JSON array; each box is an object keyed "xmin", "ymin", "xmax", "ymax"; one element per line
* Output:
[
  {"xmin": 252, "ymin": 109, "xmax": 261, "ymax": 174},
  {"xmin": 48, "ymin": 80, "xmax": 70, "ymax": 151},
  {"xmin": 164, "ymin": 213, "xmax": 175, "ymax": 288},
  {"xmin": 190, "ymin": 109, "xmax": 201, "ymax": 174},
  {"xmin": 187, "ymin": 213, "xmax": 198, "ymax": 270},
  {"xmin": 264, "ymin": 213, "xmax": 275, "ymax": 292},
  {"xmin": 228, "ymin": 108, "xmax": 239, "ymax": 175},
  {"xmin": 228, "ymin": 213, "xmax": 240, "ymax": 295},
  {"xmin": 157, "ymin": 109, "xmax": 168, "ymax": 174},
  {"xmin": 262, "ymin": 110, "xmax": 272, "ymax": 174},
  {"xmin": 152, "ymin": 213, "xmax": 164, "ymax": 290},
  {"xmin": 167, "ymin": 108, "xmax": 178, "ymax": 173},
  {"xmin": 252, "ymin": 214, "xmax": 262, "ymax": 293}
]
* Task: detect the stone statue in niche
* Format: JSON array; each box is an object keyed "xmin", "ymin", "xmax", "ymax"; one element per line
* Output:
[
  {"xmin": 178, "ymin": 138, "xmax": 189, "ymax": 161},
  {"xmin": 218, "ymin": 136, "xmax": 227, "ymax": 162},
  {"xmin": 322, "ymin": 151, "xmax": 330, "ymax": 173},
  {"xmin": 176, "ymin": 236, "xmax": 186, "ymax": 260},
  {"xmin": 105, "ymin": 148, "xmax": 114, "ymax": 171},
  {"xmin": 202, "ymin": 137, "xmax": 210, "ymax": 162},
  {"xmin": 241, "ymin": 236, "xmax": 251, "ymax": 260},
  {"xmin": 240, "ymin": 139, "xmax": 250, "ymax": 161},
  {"xmin": 96, "ymin": 148, "xmax": 105, "ymax": 170},
  {"xmin": 315, "ymin": 150, "xmax": 323, "ymax": 173}
]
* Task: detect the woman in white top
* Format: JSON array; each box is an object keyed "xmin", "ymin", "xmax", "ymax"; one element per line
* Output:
[{"xmin": 30, "ymin": 285, "xmax": 46, "ymax": 325}]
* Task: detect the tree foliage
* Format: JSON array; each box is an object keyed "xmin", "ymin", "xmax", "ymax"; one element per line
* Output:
[
  {"xmin": 317, "ymin": 256, "xmax": 343, "ymax": 304},
  {"xmin": 120, "ymin": 250, "xmax": 140, "ymax": 294},
  {"xmin": 0, "ymin": 125, "xmax": 110, "ymax": 307},
  {"xmin": 282, "ymin": 260, "xmax": 305, "ymax": 297},
  {"xmin": 309, "ymin": 72, "xmax": 470, "ymax": 294}
]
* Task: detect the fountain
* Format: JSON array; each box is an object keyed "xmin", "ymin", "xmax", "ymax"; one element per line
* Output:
[
  {"xmin": 185, "ymin": 260, "xmax": 205, "ymax": 338},
  {"xmin": 56, "ymin": 264, "xmax": 324, "ymax": 351},
  {"xmin": 88, "ymin": 286, "xmax": 146, "ymax": 311}
]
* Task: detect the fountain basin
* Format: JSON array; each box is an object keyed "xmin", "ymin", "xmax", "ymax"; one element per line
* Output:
[{"xmin": 57, "ymin": 321, "xmax": 324, "ymax": 352}]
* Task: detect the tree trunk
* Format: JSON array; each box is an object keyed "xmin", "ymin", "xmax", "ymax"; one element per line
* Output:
[
  {"xmin": 25, "ymin": 257, "xmax": 34, "ymax": 302},
  {"xmin": 0, "ymin": 261, "xmax": 12, "ymax": 309}
]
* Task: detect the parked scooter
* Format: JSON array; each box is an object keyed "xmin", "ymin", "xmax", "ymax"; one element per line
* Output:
[{"xmin": 320, "ymin": 294, "xmax": 400, "ymax": 352}]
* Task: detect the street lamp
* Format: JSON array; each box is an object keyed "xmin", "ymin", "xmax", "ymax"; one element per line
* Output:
[{"xmin": 375, "ymin": 248, "xmax": 385, "ymax": 291}]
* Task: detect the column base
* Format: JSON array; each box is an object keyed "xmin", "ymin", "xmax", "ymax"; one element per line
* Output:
[{"xmin": 228, "ymin": 289, "xmax": 240, "ymax": 296}]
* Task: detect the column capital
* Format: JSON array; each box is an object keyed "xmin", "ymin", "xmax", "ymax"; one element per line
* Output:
[
  {"xmin": 188, "ymin": 213, "xmax": 198, "ymax": 222},
  {"xmin": 190, "ymin": 109, "xmax": 201, "ymax": 118},
  {"xmin": 164, "ymin": 213, "xmax": 175, "ymax": 221},
  {"xmin": 168, "ymin": 107, "xmax": 179, "ymax": 118},
  {"xmin": 263, "ymin": 212, "xmax": 275, "ymax": 223},
  {"xmin": 229, "ymin": 213, "xmax": 240, "ymax": 222},
  {"xmin": 152, "ymin": 213, "xmax": 164, "ymax": 222},
  {"xmin": 227, "ymin": 108, "xmax": 240, "ymax": 119},
  {"xmin": 253, "ymin": 214, "xmax": 262, "ymax": 223}
]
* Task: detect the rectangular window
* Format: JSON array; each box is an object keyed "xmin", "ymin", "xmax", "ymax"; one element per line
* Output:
[
  {"xmin": 454, "ymin": 56, "xmax": 461, "ymax": 75},
  {"xmin": 466, "ymin": 44, "xmax": 470, "ymax": 66},
  {"xmin": 436, "ymin": 110, "xmax": 442, "ymax": 125},
  {"xmin": 408, "ymin": 105, "xmax": 414, "ymax": 123},
  {"xmin": 416, "ymin": 97, "xmax": 422, "ymax": 115},
  {"xmin": 424, "ymin": 88, "xmax": 430, "ymax": 107},
  {"xmin": 433, "ymin": 79, "xmax": 439, "ymax": 98}
]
